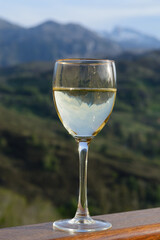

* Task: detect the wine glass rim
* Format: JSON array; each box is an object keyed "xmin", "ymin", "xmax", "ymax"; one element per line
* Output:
[{"xmin": 55, "ymin": 58, "xmax": 115, "ymax": 65}]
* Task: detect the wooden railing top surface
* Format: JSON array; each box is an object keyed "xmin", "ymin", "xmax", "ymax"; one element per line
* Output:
[{"xmin": 0, "ymin": 207, "xmax": 160, "ymax": 240}]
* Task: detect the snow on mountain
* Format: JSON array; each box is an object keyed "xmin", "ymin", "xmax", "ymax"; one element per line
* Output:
[{"xmin": 98, "ymin": 27, "xmax": 160, "ymax": 51}]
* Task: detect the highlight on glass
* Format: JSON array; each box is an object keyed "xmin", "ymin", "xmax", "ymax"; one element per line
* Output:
[{"xmin": 52, "ymin": 59, "xmax": 117, "ymax": 232}]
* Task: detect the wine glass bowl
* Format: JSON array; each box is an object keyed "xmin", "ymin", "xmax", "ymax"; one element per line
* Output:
[{"xmin": 52, "ymin": 59, "xmax": 117, "ymax": 232}]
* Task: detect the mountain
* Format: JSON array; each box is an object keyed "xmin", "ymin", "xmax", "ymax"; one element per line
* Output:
[
  {"xmin": 1, "ymin": 18, "xmax": 160, "ymax": 67},
  {"xmin": 0, "ymin": 18, "xmax": 22, "ymax": 30},
  {"xmin": 0, "ymin": 18, "xmax": 122, "ymax": 66},
  {"xmin": 99, "ymin": 27, "xmax": 160, "ymax": 52}
]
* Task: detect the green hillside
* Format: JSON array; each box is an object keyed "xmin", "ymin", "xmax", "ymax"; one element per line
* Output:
[{"xmin": 0, "ymin": 53, "xmax": 160, "ymax": 227}]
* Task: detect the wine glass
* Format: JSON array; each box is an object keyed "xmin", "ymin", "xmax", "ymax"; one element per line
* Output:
[{"xmin": 52, "ymin": 59, "xmax": 117, "ymax": 232}]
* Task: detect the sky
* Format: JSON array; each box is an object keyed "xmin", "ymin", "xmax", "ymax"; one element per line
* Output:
[{"xmin": 0, "ymin": 0, "xmax": 160, "ymax": 38}]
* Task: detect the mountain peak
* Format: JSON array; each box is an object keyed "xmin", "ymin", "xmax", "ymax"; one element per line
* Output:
[
  {"xmin": 113, "ymin": 26, "xmax": 139, "ymax": 34},
  {"xmin": 0, "ymin": 18, "xmax": 21, "ymax": 30},
  {"xmin": 111, "ymin": 26, "xmax": 159, "ymax": 42},
  {"xmin": 38, "ymin": 20, "xmax": 60, "ymax": 27},
  {"xmin": 112, "ymin": 26, "xmax": 147, "ymax": 41},
  {"xmin": 33, "ymin": 20, "xmax": 61, "ymax": 29},
  {"xmin": 99, "ymin": 26, "xmax": 160, "ymax": 51}
]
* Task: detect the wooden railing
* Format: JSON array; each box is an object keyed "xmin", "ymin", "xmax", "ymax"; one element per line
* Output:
[{"xmin": 0, "ymin": 208, "xmax": 160, "ymax": 240}]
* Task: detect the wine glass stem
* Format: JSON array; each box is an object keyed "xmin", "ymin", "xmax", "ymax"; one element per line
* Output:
[{"xmin": 75, "ymin": 141, "xmax": 90, "ymax": 219}]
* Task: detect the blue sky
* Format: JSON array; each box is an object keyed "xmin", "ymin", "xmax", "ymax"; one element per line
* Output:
[{"xmin": 0, "ymin": 0, "xmax": 160, "ymax": 38}]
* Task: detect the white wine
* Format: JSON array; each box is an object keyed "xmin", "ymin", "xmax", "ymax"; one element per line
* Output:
[
  {"xmin": 53, "ymin": 59, "xmax": 116, "ymax": 232},
  {"xmin": 53, "ymin": 88, "xmax": 116, "ymax": 141}
]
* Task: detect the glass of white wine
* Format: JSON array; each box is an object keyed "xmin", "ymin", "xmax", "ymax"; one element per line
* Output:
[{"xmin": 52, "ymin": 59, "xmax": 117, "ymax": 232}]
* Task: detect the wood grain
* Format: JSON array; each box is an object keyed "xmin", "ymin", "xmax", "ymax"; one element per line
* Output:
[
  {"xmin": 0, "ymin": 208, "xmax": 160, "ymax": 240},
  {"xmin": 60, "ymin": 223, "xmax": 160, "ymax": 240}
]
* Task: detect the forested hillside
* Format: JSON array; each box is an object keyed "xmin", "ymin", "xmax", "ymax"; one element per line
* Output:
[{"xmin": 0, "ymin": 52, "xmax": 160, "ymax": 227}]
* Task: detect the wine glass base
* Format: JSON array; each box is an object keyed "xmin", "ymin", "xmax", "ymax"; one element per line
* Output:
[{"xmin": 53, "ymin": 218, "xmax": 112, "ymax": 233}]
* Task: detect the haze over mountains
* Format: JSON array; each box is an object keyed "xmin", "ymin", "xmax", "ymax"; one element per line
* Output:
[
  {"xmin": 99, "ymin": 27, "xmax": 160, "ymax": 52},
  {"xmin": 0, "ymin": 17, "xmax": 160, "ymax": 66}
]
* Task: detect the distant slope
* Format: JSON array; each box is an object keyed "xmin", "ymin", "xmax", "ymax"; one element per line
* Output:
[
  {"xmin": 0, "ymin": 18, "xmax": 122, "ymax": 66},
  {"xmin": 99, "ymin": 27, "xmax": 160, "ymax": 52},
  {"xmin": 0, "ymin": 50, "xmax": 159, "ymax": 228}
]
